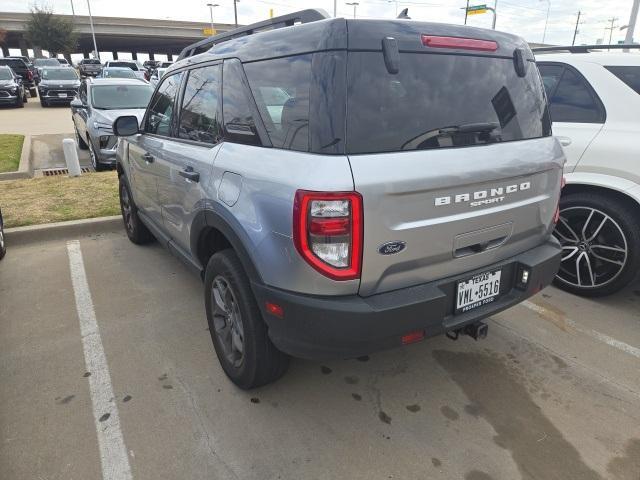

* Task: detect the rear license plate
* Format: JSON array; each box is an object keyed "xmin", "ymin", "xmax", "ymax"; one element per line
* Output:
[
  {"xmin": 455, "ymin": 269, "xmax": 502, "ymax": 314},
  {"xmin": 58, "ymin": 93, "xmax": 67, "ymax": 98}
]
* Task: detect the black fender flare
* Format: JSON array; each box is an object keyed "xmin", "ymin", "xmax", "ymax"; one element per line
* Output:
[{"xmin": 190, "ymin": 203, "xmax": 263, "ymax": 284}]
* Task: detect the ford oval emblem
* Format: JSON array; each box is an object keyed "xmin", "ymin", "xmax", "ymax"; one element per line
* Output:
[{"xmin": 378, "ymin": 241, "xmax": 406, "ymax": 255}]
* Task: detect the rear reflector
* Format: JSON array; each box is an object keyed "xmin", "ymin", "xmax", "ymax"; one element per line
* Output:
[
  {"xmin": 421, "ymin": 35, "xmax": 498, "ymax": 52},
  {"xmin": 401, "ymin": 330, "xmax": 425, "ymax": 345},
  {"xmin": 265, "ymin": 302, "xmax": 284, "ymax": 319}
]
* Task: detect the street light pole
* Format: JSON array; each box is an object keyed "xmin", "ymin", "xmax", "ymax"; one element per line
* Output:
[
  {"xmin": 70, "ymin": 0, "xmax": 75, "ymax": 16},
  {"xmin": 206, "ymin": 3, "xmax": 219, "ymax": 35},
  {"xmin": 624, "ymin": 0, "xmax": 639, "ymax": 45},
  {"xmin": 492, "ymin": 0, "xmax": 498, "ymax": 29},
  {"xmin": 346, "ymin": 2, "xmax": 359, "ymax": 19},
  {"xmin": 86, "ymin": 0, "xmax": 99, "ymax": 60},
  {"xmin": 334, "ymin": 0, "xmax": 337, "ymax": 17},
  {"xmin": 233, "ymin": 0, "xmax": 239, "ymax": 27},
  {"xmin": 541, "ymin": 0, "xmax": 551, "ymax": 43}
]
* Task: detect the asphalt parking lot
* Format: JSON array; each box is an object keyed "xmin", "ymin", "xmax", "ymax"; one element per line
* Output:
[
  {"xmin": 1, "ymin": 228, "xmax": 638, "ymax": 480},
  {"xmin": 1, "ymin": 98, "xmax": 74, "ymax": 136}
]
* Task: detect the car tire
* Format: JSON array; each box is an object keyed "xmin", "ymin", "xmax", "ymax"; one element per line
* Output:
[
  {"xmin": 29, "ymin": 87, "xmax": 37, "ymax": 98},
  {"xmin": 22, "ymin": 91, "xmax": 28, "ymax": 103},
  {"xmin": 15, "ymin": 94, "xmax": 24, "ymax": 108},
  {"xmin": 553, "ymin": 191, "xmax": 640, "ymax": 297},
  {"xmin": 40, "ymin": 99, "xmax": 47, "ymax": 107},
  {"xmin": 75, "ymin": 127, "xmax": 89, "ymax": 150},
  {"xmin": 88, "ymin": 138, "xmax": 105, "ymax": 171},
  {"xmin": 119, "ymin": 176, "xmax": 154, "ymax": 245},
  {"xmin": 0, "ymin": 215, "xmax": 6, "ymax": 261},
  {"xmin": 204, "ymin": 249, "xmax": 290, "ymax": 389}
]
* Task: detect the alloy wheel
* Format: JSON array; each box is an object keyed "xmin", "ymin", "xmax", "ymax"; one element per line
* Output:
[
  {"xmin": 211, "ymin": 275, "xmax": 245, "ymax": 368},
  {"xmin": 88, "ymin": 140, "xmax": 97, "ymax": 169},
  {"xmin": 553, "ymin": 206, "xmax": 628, "ymax": 289},
  {"xmin": 119, "ymin": 184, "xmax": 134, "ymax": 234}
]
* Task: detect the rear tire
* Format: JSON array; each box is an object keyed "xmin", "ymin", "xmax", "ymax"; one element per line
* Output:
[
  {"xmin": 29, "ymin": 87, "xmax": 37, "ymax": 98},
  {"xmin": 0, "ymin": 216, "xmax": 6, "ymax": 261},
  {"xmin": 15, "ymin": 94, "xmax": 23, "ymax": 108},
  {"xmin": 204, "ymin": 249, "xmax": 289, "ymax": 389},
  {"xmin": 119, "ymin": 176, "xmax": 154, "ymax": 245},
  {"xmin": 553, "ymin": 191, "xmax": 640, "ymax": 297}
]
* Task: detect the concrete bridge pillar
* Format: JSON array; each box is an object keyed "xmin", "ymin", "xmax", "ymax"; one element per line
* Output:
[
  {"xmin": 1, "ymin": 45, "xmax": 9, "ymax": 57},
  {"xmin": 131, "ymin": 52, "xmax": 137, "ymax": 60},
  {"xmin": 82, "ymin": 51, "xmax": 90, "ymax": 59},
  {"xmin": 148, "ymin": 52, "xmax": 155, "ymax": 60},
  {"xmin": 167, "ymin": 53, "xmax": 173, "ymax": 61},
  {"xmin": 112, "ymin": 52, "xmax": 119, "ymax": 60},
  {"xmin": 19, "ymin": 38, "xmax": 29, "ymax": 57},
  {"xmin": 33, "ymin": 46, "xmax": 43, "ymax": 58}
]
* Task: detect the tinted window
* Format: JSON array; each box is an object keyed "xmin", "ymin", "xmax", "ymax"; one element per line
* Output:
[
  {"xmin": 82, "ymin": 59, "xmax": 101, "ymax": 65},
  {"xmin": 346, "ymin": 52, "xmax": 550, "ymax": 154},
  {"xmin": 546, "ymin": 67, "xmax": 604, "ymax": 123},
  {"xmin": 41, "ymin": 68, "xmax": 78, "ymax": 80},
  {"xmin": 145, "ymin": 72, "xmax": 183, "ymax": 136},
  {"xmin": 605, "ymin": 66, "xmax": 640, "ymax": 95},
  {"xmin": 34, "ymin": 59, "xmax": 59, "ymax": 67},
  {"xmin": 222, "ymin": 59, "xmax": 261, "ymax": 146},
  {"xmin": 244, "ymin": 55, "xmax": 311, "ymax": 152},
  {"xmin": 109, "ymin": 62, "xmax": 138, "ymax": 71},
  {"xmin": 0, "ymin": 59, "xmax": 25, "ymax": 69},
  {"xmin": 91, "ymin": 84, "xmax": 154, "ymax": 109},
  {"xmin": 178, "ymin": 64, "xmax": 221, "ymax": 144},
  {"xmin": 538, "ymin": 64, "xmax": 564, "ymax": 97}
]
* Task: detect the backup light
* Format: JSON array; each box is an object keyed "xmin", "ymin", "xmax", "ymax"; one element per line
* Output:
[{"xmin": 421, "ymin": 35, "xmax": 498, "ymax": 52}]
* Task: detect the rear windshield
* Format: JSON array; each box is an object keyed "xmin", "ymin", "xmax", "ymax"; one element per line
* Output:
[
  {"xmin": 34, "ymin": 59, "xmax": 60, "ymax": 66},
  {"xmin": 102, "ymin": 68, "xmax": 136, "ymax": 79},
  {"xmin": 0, "ymin": 59, "xmax": 25, "ymax": 68},
  {"xmin": 605, "ymin": 66, "xmax": 640, "ymax": 95},
  {"xmin": 42, "ymin": 68, "xmax": 78, "ymax": 80},
  {"xmin": 91, "ymin": 84, "xmax": 153, "ymax": 109},
  {"xmin": 346, "ymin": 52, "xmax": 550, "ymax": 154},
  {"xmin": 109, "ymin": 62, "xmax": 138, "ymax": 71}
]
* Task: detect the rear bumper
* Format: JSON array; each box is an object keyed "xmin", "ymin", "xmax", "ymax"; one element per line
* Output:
[{"xmin": 253, "ymin": 239, "xmax": 561, "ymax": 360}]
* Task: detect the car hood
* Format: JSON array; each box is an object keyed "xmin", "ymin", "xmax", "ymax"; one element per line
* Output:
[
  {"xmin": 40, "ymin": 79, "xmax": 80, "ymax": 87},
  {"xmin": 0, "ymin": 81, "xmax": 18, "ymax": 88},
  {"xmin": 93, "ymin": 108, "xmax": 146, "ymax": 125}
]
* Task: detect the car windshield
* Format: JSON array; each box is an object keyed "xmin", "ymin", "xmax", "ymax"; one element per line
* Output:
[
  {"xmin": 42, "ymin": 68, "xmax": 78, "ymax": 80},
  {"xmin": 108, "ymin": 62, "xmax": 138, "ymax": 71},
  {"xmin": 34, "ymin": 59, "xmax": 60, "ymax": 67},
  {"xmin": 102, "ymin": 68, "xmax": 136, "ymax": 79},
  {"xmin": 605, "ymin": 66, "xmax": 640, "ymax": 95},
  {"xmin": 91, "ymin": 84, "xmax": 153, "ymax": 109},
  {"xmin": 0, "ymin": 69, "xmax": 13, "ymax": 80}
]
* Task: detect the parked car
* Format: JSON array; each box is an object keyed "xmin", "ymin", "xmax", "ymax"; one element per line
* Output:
[
  {"xmin": 0, "ymin": 207, "xmax": 5, "ymax": 260},
  {"xmin": 149, "ymin": 67, "xmax": 166, "ymax": 87},
  {"xmin": 78, "ymin": 58, "xmax": 103, "ymax": 77},
  {"xmin": 0, "ymin": 58, "xmax": 37, "ymax": 97},
  {"xmin": 0, "ymin": 65, "xmax": 27, "ymax": 107},
  {"xmin": 112, "ymin": 10, "xmax": 564, "ymax": 388},
  {"xmin": 102, "ymin": 60, "xmax": 146, "ymax": 81},
  {"xmin": 38, "ymin": 67, "xmax": 81, "ymax": 107},
  {"xmin": 71, "ymin": 78, "xmax": 153, "ymax": 170},
  {"xmin": 4, "ymin": 55, "xmax": 38, "ymax": 82},
  {"xmin": 96, "ymin": 67, "xmax": 140, "ymax": 80},
  {"xmin": 33, "ymin": 58, "xmax": 61, "ymax": 78},
  {"xmin": 535, "ymin": 45, "xmax": 640, "ymax": 296},
  {"xmin": 56, "ymin": 58, "xmax": 71, "ymax": 67}
]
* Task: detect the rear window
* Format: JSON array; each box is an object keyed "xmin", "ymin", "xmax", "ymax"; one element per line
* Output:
[
  {"xmin": 346, "ymin": 52, "xmax": 550, "ymax": 154},
  {"xmin": 82, "ymin": 59, "xmax": 101, "ymax": 65},
  {"xmin": 0, "ymin": 59, "xmax": 24, "ymax": 68},
  {"xmin": 109, "ymin": 62, "xmax": 138, "ymax": 71},
  {"xmin": 605, "ymin": 66, "xmax": 640, "ymax": 95}
]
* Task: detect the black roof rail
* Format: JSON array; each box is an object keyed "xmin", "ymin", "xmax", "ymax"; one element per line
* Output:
[
  {"xmin": 177, "ymin": 9, "xmax": 331, "ymax": 61},
  {"xmin": 533, "ymin": 44, "xmax": 640, "ymax": 53}
]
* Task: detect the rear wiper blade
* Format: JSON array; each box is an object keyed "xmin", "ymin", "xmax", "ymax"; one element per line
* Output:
[{"xmin": 439, "ymin": 122, "xmax": 500, "ymax": 134}]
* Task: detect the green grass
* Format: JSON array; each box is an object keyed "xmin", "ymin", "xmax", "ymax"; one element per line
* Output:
[
  {"xmin": 0, "ymin": 171, "xmax": 120, "ymax": 228},
  {"xmin": 0, "ymin": 134, "xmax": 25, "ymax": 173}
]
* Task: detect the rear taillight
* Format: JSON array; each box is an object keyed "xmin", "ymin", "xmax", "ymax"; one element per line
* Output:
[
  {"xmin": 293, "ymin": 190, "xmax": 363, "ymax": 281},
  {"xmin": 421, "ymin": 35, "xmax": 498, "ymax": 52}
]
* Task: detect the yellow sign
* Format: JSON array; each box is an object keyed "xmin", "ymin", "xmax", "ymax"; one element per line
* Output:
[
  {"xmin": 203, "ymin": 27, "xmax": 216, "ymax": 35},
  {"xmin": 467, "ymin": 8, "xmax": 487, "ymax": 15}
]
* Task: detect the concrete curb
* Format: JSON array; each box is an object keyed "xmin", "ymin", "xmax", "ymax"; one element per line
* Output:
[
  {"xmin": 0, "ymin": 134, "xmax": 32, "ymax": 181},
  {"xmin": 5, "ymin": 216, "xmax": 123, "ymax": 245}
]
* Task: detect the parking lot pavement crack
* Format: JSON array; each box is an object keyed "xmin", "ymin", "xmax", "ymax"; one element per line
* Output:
[{"xmin": 173, "ymin": 373, "xmax": 240, "ymax": 480}]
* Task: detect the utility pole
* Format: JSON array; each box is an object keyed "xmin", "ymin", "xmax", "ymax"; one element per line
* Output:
[
  {"xmin": 572, "ymin": 10, "xmax": 581, "ymax": 46},
  {"xmin": 605, "ymin": 17, "xmax": 619, "ymax": 49},
  {"xmin": 207, "ymin": 3, "xmax": 219, "ymax": 36},
  {"xmin": 541, "ymin": 0, "xmax": 551, "ymax": 44},
  {"xmin": 334, "ymin": 0, "xmax": 337, "ymax": 17},
  {"xmin": 464, "ymin": 0, "xmax": 470, "ymax": 25},
  {"xmin": 233, "ymin": 0, "xmax": 239, "ymax": 27},
  {"xmin": 492, "ymin": 0, "xmax": 498, "ymax": 29},
  {"xmin": 70, "ymin": 0, "xmax": 75, "ymax": 16},
  {"xmin": 86, "ymin": 0, "xmax": 99, "ymax": 60},
  {"xmin": 346, "ymin": 2, "xmax": 359, "ymax": 19}
]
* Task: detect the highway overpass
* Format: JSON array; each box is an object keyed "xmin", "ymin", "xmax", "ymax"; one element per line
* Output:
[{"xmin": 0, "ymin": 12, "xmax": 235, "ymax": 60}]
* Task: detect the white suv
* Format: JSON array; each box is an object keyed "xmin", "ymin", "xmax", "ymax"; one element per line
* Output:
[{"xmin": 535, "ymin": 46, "xmax": 640, "ymax": 296}]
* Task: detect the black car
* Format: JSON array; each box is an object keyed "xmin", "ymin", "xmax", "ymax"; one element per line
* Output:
[
  {"xmin": 38, "ymin": 67, "xmax": 81, "ymax": 107},
  {"xmin": 0, "ymin": 58, "xmax": 37, "ymax": 97},
  {"xmin": 0, "ymin": 66, "xmax": 27, "ymax": 107},
  {"xmin": 4, "ymin": 55, "xmax": 39, "ymax": 84}
]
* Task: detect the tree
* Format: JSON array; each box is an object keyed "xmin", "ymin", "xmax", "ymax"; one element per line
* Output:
[{"xmin": 25, "ymin": 7, "xmax": 77, "ymax": 57}]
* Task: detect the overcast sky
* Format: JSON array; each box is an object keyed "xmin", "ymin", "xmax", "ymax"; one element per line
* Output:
[{"xmin": 3, "ymin": 0, "xmax": 638, "ymax": 45}]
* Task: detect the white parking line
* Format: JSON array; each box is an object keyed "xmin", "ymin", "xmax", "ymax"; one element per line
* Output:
[
  {"xmin": 67, "ymin": 240, "xmax": 133, "ymax": 480},
  {"xmin": 522, "ymin": 300, "xmax": 640, "ymax": 359}
]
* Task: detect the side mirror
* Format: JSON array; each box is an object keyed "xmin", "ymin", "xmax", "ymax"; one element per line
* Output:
[
  {"xmin": 113, "ymin": 115, "xmax": 139, "ymax": 136},
  {"xmin": 70, "ymin": 98, "xmax": 84, "ymax": 109}
]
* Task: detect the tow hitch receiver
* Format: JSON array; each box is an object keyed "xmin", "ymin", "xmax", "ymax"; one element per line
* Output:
[{"xmin": 446, "ymin": 321, "xmax": 489, "ymax": 341}]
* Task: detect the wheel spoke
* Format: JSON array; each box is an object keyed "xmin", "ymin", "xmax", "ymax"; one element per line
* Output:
[
  {"xmin": 580, "ymin": 209, "xmax": 595, "ymax": 241},
  {"xmin": 591, "ymin": 244, "xmax": 625, "ymax": 253},
  {"xmin": 590, "ymin": 250, "xmax": 624, "ymax": 266},
  {"xmin": 213, "ymin": 279, "xmax": 228, "ymax": 312},
  {"xmin": 556, "ymin": 216, "xmax": 580, "ymax": 243},
  {"xmin": 585, "ymin": 215, "xmax": 608, "ymax": 242},
  {"xmin": 561, "ymin": 245, "xmax": 579, "ymax": 261}
]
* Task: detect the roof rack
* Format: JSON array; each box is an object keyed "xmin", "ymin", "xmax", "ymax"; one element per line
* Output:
[
  {"xmin": 177, "ymin": 9, "xmax": 331, "ymax": 61},
  {"xmin": 533, "ymin": 44, "xmax": 640, "ymax": 54}
]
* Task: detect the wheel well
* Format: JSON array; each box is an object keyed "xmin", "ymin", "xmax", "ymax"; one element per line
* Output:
[
  {"xmin": 116, "ymin": 162, "xmax": 124, "ymax": 177},
  {"xmin": 563, "ymin": 184, "xmax": 640, "ymax": 219},
  {"xmin": 197, "ymin": 227, "xmax": 232, "ymax": 270}
]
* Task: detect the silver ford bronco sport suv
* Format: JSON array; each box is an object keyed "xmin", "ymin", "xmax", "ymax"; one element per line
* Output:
[{"xmin": 112, "ymin": 10, "xmax": 564, "ymax": 389}]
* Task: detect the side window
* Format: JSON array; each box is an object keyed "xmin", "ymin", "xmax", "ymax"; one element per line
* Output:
[
  {"xmin": 538, "ymin": 64, "xmax": 564, "ymax": 98},
  {"xmin": 145, "ymin": 72, "xmax": 183, "ymax": 136},
  {"xmin": 178, "ymin": 64, "xmax": 221, "ymax": 144},
  {"xmin": 545, "ymin": 66, "xmax": 604, "ymax": 123},
  {"xmin": 222, "ymin": 59, "xmax": 261, "ymax": 146},
  {"xmin": 244, "ymin": 55, "xmax": 311, "ymax": 152}
]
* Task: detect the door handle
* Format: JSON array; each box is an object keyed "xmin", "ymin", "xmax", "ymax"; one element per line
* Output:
[
  {"xmin": 557, "ymin": 136, "xmax": 572, "ymax": 147},
  {"xmin": 142, "ymin": 152, "xmax": 154, "ymax": 163},
  {"xmin": 179, "ymin": 166, "xmax": 200, "ymax": 183}
]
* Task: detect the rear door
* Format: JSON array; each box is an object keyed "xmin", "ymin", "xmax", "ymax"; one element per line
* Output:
[
  {"xmin": 537, "ymin": 62, "xmax": 605, "ymax": 171},
  {"xmin": 128, "ymin": 72, "xmax": 183, "ymax": 226},
  {"xmin": 345, "ymin": 50, "xmax": 563, "ymax": 296},
  {"xmin": 156, "ymin": 63, "xmax": 223, "ymax": 252}
]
